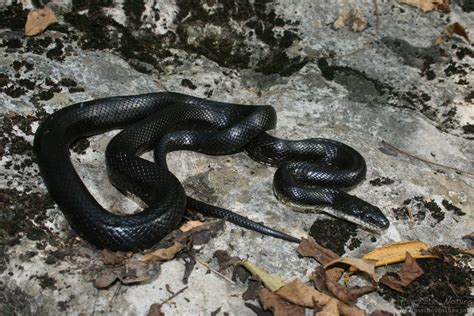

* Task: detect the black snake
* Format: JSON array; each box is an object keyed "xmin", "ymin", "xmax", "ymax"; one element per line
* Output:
[{"xmin": 34, "ymin": 92, "xmax": 389, "ymax": 251}]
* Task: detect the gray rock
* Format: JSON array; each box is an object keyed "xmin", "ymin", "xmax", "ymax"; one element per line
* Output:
[{"xmin": 1, "ymin": 0, "xmax": 472, "ymax": 315}]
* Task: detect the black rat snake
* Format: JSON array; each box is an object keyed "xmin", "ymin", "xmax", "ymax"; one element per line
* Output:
[{"xmin": 34, "ymin": 92, "xmax": 389, "ymax": 251}]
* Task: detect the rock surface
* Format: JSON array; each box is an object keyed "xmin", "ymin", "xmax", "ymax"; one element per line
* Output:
[{"xmin": 0, "ymin": 0, "xmax": 472, "ymax": 315}]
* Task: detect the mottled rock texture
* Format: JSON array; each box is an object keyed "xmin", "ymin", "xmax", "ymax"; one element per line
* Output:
[{"xmin": 0, "ymin": 0, "xmax": 472, "ymax": 314}]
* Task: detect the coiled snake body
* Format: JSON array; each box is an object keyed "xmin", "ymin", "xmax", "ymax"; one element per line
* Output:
[{"xmin": 34, "ymin": 92, "xmax": 389, "ymax": 251}]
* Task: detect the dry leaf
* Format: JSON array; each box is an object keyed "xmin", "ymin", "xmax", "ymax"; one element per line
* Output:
[
  {"xmin": 310, "ymin": 266, "xmax": 328, "ymax": 292},
  {"xmin": 101, "ymin": 249, "xmax": 131, "ymax": 266},
  {"xmin": 120, "ymin": 259, "xmax": 160, "ymax": 284},
  {"xmin": 179, "ymin": 220, "xmax": 204, "ymax": 232},
  {"xmin": 400, "ymin": 0, "xmax": 450, "ymax": 12},
  {"xmin": 333, "ymin": 8, "xmax": 368, "ymax": 32},
  {"xmin": 380, "ymin": 252, "xmax": 424, "ymax": 292},
  {"xmin": 259, "ymin": 288, "xmax": 306, "ymax": 316},
  {"xmin": 94, "ymin": 259, "xmax": 160, "ymax": 288},
  {"xmin": 25, "ymin": 8, "xmax": 58, "ymax": 37},
  {"xmin": 325, "ymin": 275, "xmax": 376, "ymax": 305},
  {"xmin": 433, "ymin": 22, "xmax": 470, "ymax": 46},
  {"xmin": 461, "ymin": 248, "xmax": 474, "ymax": 256},
  {"xmin": 314, "ymin": 298, "xmax": 338, "ymax": 316},
  {"xmin": 142, "ymin": 241, "xmax": 184, "ymax": 262},
  {"xmin": 94, "ymin": 271, "xmax": 118, "ymax": 289},
  {"xmin": 213, "ymin": 250, "xmax": 241, "ymax": 272},
  {"xmin": 325, "ymin": 257, "xmax": 377, "ymax": 281},
  {"xmin": 297, "ymin": 238, "xmax": 339, "ymax": 265},
  {"xmin": 276, "ymin": 279, "xmax": 364, "ymax": 316},
  {"xmin": 148, "ymin": 303, "xmax": 164, "ymax": 316},
  {"xmin": 355, "ymin": 240, "xmax": 436, "ymax": 270},
  {"xmin": 239, "ymin": 260, "xmax": 286, "ymax": 292}
]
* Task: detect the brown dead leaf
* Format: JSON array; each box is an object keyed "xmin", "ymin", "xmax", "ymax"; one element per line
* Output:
[
  {"xmin": 297, "ymin": 238, "xmax": 339, "ymax": 265},
  {"xmin": 461, "ymin": 248, "xmax": 474, "ymax": 256},
  {"xmin": 276, "ymin": 279, "xmax": 364, "ymax": 316},
  {"xmin": 259, "ymin": 288, "xmax": 306, "ymax": 316},
  {"xmin": 120, "ymin": 259, "xmax": 160, "ymax": 284},
  {"xmin": 314, "ymin": 298, "xmax": 338, "ymax": 316},
  {"xmin": 25, "ymin": 8, "xmax": 58, "ymax": 37},
  {"xmin": 243, "ymin": 277, "xmax": 263, "ymax": 301},
  {"xmin": 94, "ymin": 259, "xmax": 160, "ymax": 288},
  {"xmin": 213, "ymin": 250, "xmax": 241, "ymax": 273},
  {"xmin": 142, "ymin": 241, "xmax": 184, "ymax": 262},
  {"xmin": 333, "ymin": 7, "xmax": 368, "ymax": 32},
  {"xmin": 400, "ymin": 0, "xmax": 450, "ymax": 12},
  {"xmin": 325, "ymin": 257, "xmax": 377, "ymax": 282},
  {"xmin": 326, "ymin": 275, "xmax": 376, "ymax": 305},
  {"xmin": 101, "ymin": 249, "xmax": 131, "ymax": 266},
  {"xmin": 179, "ymin": 220, "xmax": 204, "ymax": 232},
  {"xmin": 380, "ymin": 252, "xmax": 424, "ymax": 292},
  {"xmin": 94, "ymin": 271, "xmax": 118, "ymax": 289},
  {"xmin": 433, "ymin": 22, "xmax": 470, "ymax": 46},
  {"xmin": 147, "ymin": 303, "xmax": 164, "ymax": 316},
  {"xmin": 310, "ymin": 266, "xmax": 328, "ymax": 292}
]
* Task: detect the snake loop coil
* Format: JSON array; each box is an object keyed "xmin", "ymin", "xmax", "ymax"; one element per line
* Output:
[{"xmin": 34, "ymin": 92, "xmax": 389, "ymax": 251}]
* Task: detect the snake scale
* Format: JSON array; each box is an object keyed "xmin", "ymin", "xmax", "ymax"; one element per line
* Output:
[{"xmin": 34, "ymin": 92, "xmax": 389, "ymax": 251}]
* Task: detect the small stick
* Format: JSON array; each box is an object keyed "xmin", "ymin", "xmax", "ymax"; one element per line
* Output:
[
  {"xmin": 161, "ymin": 286, "xmax": 188, "ymax": 305},
  {"xmin": 194, "ymin": 257, "xmax": 236, "ymax": 285},
  {"xmin": 381, "ymin": 140, "xmax": 474, "ymax": 177},
  {"xmin": 109, "ymin": 282, "xmax": 122, "ymax": 307}
]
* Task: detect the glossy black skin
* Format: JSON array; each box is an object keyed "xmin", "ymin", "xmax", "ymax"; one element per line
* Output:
[{"xmin": 34, "ymin": 92, "xmax": 389, "ymax": 251}]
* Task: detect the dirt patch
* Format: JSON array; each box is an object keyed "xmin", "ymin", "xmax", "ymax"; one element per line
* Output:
[
  {"xmin": 308, "ymin": 218, "xmax": 359, "ymax": 255},
  {"xmin": 369, "ymin": 177, "xmax": 395, "ymax": 186},
  {"xmin": 392, "ymin": 196, "xmax": 447, "ymax": 226},
  {"xmin": 379, "ymin": 258, "xmax": 472, "ymax": 314}
]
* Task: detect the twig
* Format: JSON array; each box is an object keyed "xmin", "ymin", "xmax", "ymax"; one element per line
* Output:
[
  {"xmin": 194, "ymin": 257, "xmax": 236, "ymax": 285},
  {"xmin": 381, "ymin": 140, "xmax": 474, "ymax": 177},
  {"xmin": 160, "ymin": 286, "xmax": 188, "ymax": 305},
  {"xmin": 109, "ymin": 282, "xmax": 122, "ymax": 307}
]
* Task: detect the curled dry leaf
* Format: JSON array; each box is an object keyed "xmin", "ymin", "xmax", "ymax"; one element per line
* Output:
[
  {"xmin": 461, "ymin": 248, "xmax": 474, "ymax": 256},
  {"xmin": 325, "ymin": 274, "xmax": 376, "ymax": 305},
  {"xmin": 101, "ymin": 249, "xmax": 131, "ymax": 266},
  {"xmin": 142, "ymin": 241, "xmax": 185, "ymax": 262},
  {"xmin": 94, "ymin": 259, "xmax": 160, "ymax": 288},
  {"xmin": 325, "ymin": 257, "xmax": 377, "ymax": 282},
  {"xmin": 433, "ymin": 22, "xmax": 471, "ymax": 46},
  {"xmin": 259, "ymin": 288, "xmax": 306, "ymax": 316},
  {"xmin": 400, "ymin": 0, "xmax": 450, "ymax": 12},
  {"xmin": 276, "ymin": 279, "xmax": 364, "ymax": 316},
  {"xmin": 314, "ymin": 298, "xmax": 338, "ymax": 316},
  {"xmin": 380, "ymin": 252, "xmax": 424, "ymax": 292},
  {"xmin": 94, "ymin": 271, "xmax": 119, "ymax": 289},
  {"xmin": 179, "ymin": 220, "xmax": 204, "ymax": 232},
  {"xmin": 25, "ymin": 8, "xmax": 58, "ymax": 37},
  {"xmin": 297, "ymin": 238, "xmax": 339, "ymax": 265},
  {"xmin": 333, "ymin": 7, "xmax": 368, "ymax": 32},
  {"xmin": 239, "ymin": 260, "xmax": 286, "ymax": 292},
  {"xmin": 213, "ymin": 250, "xmax": 241, "ymax": 273},
  {"xmin": 353, "ymin": 240, "xmax": 436, "ymax": 271}
]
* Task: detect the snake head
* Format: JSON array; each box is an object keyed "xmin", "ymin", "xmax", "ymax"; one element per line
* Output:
[{"xmin": 333, "ymin": 192, "xmax": 390, "ymax": 231}]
